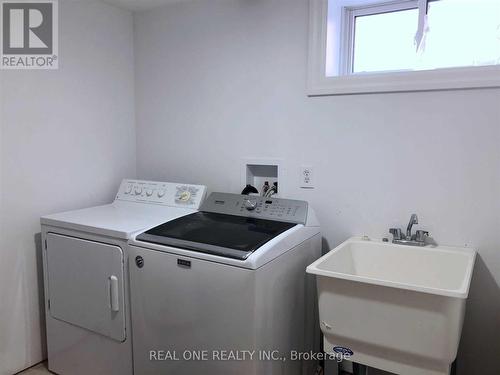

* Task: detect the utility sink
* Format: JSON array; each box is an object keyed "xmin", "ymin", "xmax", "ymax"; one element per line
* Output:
[{"xmin": 306, "ymin": 237, "xmax": 476, "ymax": 375}]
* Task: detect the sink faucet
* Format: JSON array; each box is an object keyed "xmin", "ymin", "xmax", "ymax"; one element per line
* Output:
[
  {"xmin": 406, "ymin": 214, "xmax": 418, "ymax": 239},
  {"xmin": 389, "ymin": 214, "xmax": 429, "ymax": 247}
]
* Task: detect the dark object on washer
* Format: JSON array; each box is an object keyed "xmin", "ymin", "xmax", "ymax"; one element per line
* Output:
[{"xmin": 241, "ymin": 184, "xmax": 259, "ymax": 195}]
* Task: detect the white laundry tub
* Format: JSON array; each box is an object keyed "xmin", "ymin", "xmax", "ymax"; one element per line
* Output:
[{"xmin": 306, "ymin": 237, "xmax": 476, "ymax": 375}]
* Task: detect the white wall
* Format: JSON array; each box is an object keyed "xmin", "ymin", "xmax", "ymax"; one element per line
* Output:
[
  {"xmin": 0, "ymin": 1, "xmax": 136, "ymax": 373},
  {"xmin": 134, "ymin": 1, "xmax": 500, "ymax": 374}
]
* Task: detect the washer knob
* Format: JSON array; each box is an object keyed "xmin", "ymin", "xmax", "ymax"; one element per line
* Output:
[
  {"xmin": 244, "ymin": 199, "xmax": 258, "ymax": 211},
  {"xmin": 134, "ymin": 187, "xmax": 142, "ymax": 195},
  {"xmin": 125, "ymin": 185, "xmax": 133, "ymax": 194},
  {"xmin": 146, "ymin": 189, "xmax": 153, "ymax": 197},
  {"xmin": 157, "ymin": 190, "xmax": 166, "ymax": 198}
]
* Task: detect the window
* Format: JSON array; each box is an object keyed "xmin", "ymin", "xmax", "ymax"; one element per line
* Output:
[{"xmin": 308, "ymin": 0, "xmax": 500, "ymax": 95}]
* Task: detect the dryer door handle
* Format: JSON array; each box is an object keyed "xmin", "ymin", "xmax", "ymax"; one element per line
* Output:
[{"xmin": 109, "ymin": 276, "xmax": 119, "ymax": 312}]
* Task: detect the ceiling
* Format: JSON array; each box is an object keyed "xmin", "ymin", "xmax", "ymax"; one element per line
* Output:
[{"xmin": 101, "ymin": 0, "xmax": 189, "ymax": 11}]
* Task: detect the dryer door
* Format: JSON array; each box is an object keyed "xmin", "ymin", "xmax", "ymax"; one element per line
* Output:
[{"xmin": 46, "ymin": 233, "xmax": 126, "ymax": 342}]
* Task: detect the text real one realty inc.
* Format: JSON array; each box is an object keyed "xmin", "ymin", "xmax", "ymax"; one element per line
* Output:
[{"xmin": 149, "ymin": 350, "xmax": 345, "ymax": 362}]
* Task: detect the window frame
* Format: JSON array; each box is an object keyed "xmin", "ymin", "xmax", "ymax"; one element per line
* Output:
[
  {"xmin": 307, "ymin": 0, "xmax": 500, "ymax": 95},
  {"xmin": 340, "ymin": 0, "xmax": 418, "ymax": 75}
]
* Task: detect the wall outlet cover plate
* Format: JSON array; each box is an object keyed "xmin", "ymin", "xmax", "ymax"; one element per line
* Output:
[{"xmin": 300, "ymin": 166, "xmax": 314, "ymax": 188}]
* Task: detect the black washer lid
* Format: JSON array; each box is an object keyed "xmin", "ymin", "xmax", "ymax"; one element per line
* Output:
[{"xmin": 136, "ymin": 212, "xmax": 296, "ymax": 260}]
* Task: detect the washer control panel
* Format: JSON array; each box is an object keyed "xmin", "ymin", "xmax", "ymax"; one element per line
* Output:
[
  {"xmin": 115, "ymin": 179, "xmax": 207, "ymax": 209},
  {"xmin": 200, "ymin": 192, "xmax": 308, "ymax": 224}
]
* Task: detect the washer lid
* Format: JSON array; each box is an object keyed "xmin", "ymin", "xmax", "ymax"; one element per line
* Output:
[{"xmin": 136, "ymin": 212, "xmax": 296, "ymax": 260}]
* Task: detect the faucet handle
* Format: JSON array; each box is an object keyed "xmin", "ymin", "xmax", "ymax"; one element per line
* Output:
[
  {"xmin": 415, "ymin": 230, "xmax": 429, "ymax": 242},
  {"xmin": 389, "ymin": 228, "xmax": 402, "ymax": 240}
]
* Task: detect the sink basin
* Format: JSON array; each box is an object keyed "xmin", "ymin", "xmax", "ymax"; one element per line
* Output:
[{"xmin": 306, "ymin": 237, "xmax": 476, "ymax": 375}]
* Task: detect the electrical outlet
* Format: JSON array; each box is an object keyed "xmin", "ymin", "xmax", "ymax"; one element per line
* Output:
[{"xmin": 300, "ymin": 166, "xmax": 314, "ymax": 188}]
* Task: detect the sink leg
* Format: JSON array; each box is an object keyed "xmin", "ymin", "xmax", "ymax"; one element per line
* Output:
[{"xmin": 352, "ymin": 363, "xmax": 368, "ymax": 375}]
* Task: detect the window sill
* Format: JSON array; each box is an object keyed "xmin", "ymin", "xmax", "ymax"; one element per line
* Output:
[
  {"xmin": 307, "ymin": 65, "xmax": 500, "ymax": 96},
  {"xmin": 307, "ymin": 0, "xmax": 500, "ymax": 96}
]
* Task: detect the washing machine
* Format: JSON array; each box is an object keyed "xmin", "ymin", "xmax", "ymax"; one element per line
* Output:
[
  {"xmin": 128, "ymin": 192, "xmax": 322, "ymax": 375},
  {"xmin": 40, "ymin": 179, "xmax": 206, "ymax": 375}
]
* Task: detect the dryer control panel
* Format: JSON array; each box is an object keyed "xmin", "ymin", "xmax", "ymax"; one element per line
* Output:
[{"xmin": 115, "ymin": 179, "xmax": 207, "ymax": 209}]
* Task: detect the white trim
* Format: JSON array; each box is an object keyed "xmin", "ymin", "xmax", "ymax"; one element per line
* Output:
[
  {"xmin": 339, "ymin": 5, "xmax": 354, "ymax": 75},
  {"xmin": 307, "ymin": 0, "xmax": 329, "ymax": 93},
  {"xmin": 307, "ymin": 0, "xmax": 500, "ymax": 96}
]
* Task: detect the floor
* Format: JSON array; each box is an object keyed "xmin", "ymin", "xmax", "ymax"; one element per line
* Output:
[{"xmin": 16, "ymin": 362, "xmax": 52, "ymax": 375}]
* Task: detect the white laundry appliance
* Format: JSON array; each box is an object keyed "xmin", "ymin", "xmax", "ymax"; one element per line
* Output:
[
  {"xmin": 40, "ymin": 179, "xmax": 206, "ymax": 375},
  {"xmin": 128, "ymin": 192, "xmax": 322, "ymax": 375}
]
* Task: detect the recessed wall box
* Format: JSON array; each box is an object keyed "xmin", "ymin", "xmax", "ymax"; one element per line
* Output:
[{"xmin": 241, "ymin": 159, "xmax": 282, "ymax": 197}]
